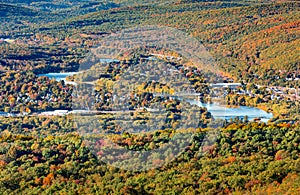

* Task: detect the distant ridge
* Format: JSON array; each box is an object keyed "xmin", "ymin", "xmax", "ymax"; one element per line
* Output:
[{"xmin": 0, "ymin": 3, "xmax": 39, "ymax": 17}]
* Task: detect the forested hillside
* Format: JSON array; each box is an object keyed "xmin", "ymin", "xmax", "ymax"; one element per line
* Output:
[
  {"xmin": 1, "ymin": 0, "xmax": 299, "ymax": 86},
  {"xmin": 0, "ymin": 0, "xmax": 116, "ymax": 12},
  {"xmin": 0, "ymin": 3, "xmax": 39, "ymax": 17},
  {"xmin": 0, "ymin": 116, "xmax": 299, "ymax": 194}
]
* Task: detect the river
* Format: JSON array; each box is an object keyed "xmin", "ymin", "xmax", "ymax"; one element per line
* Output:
[
  {"xmin": 37, "ymin": 66, "xmax": 273, "ymax": 123},
  {"xmin": 37, "ymin": 72, "xmax": 79, "ymax": 84},
  {"xmin": 186, "ymin": 99, "xmax": 273, "ymax": 123}
]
